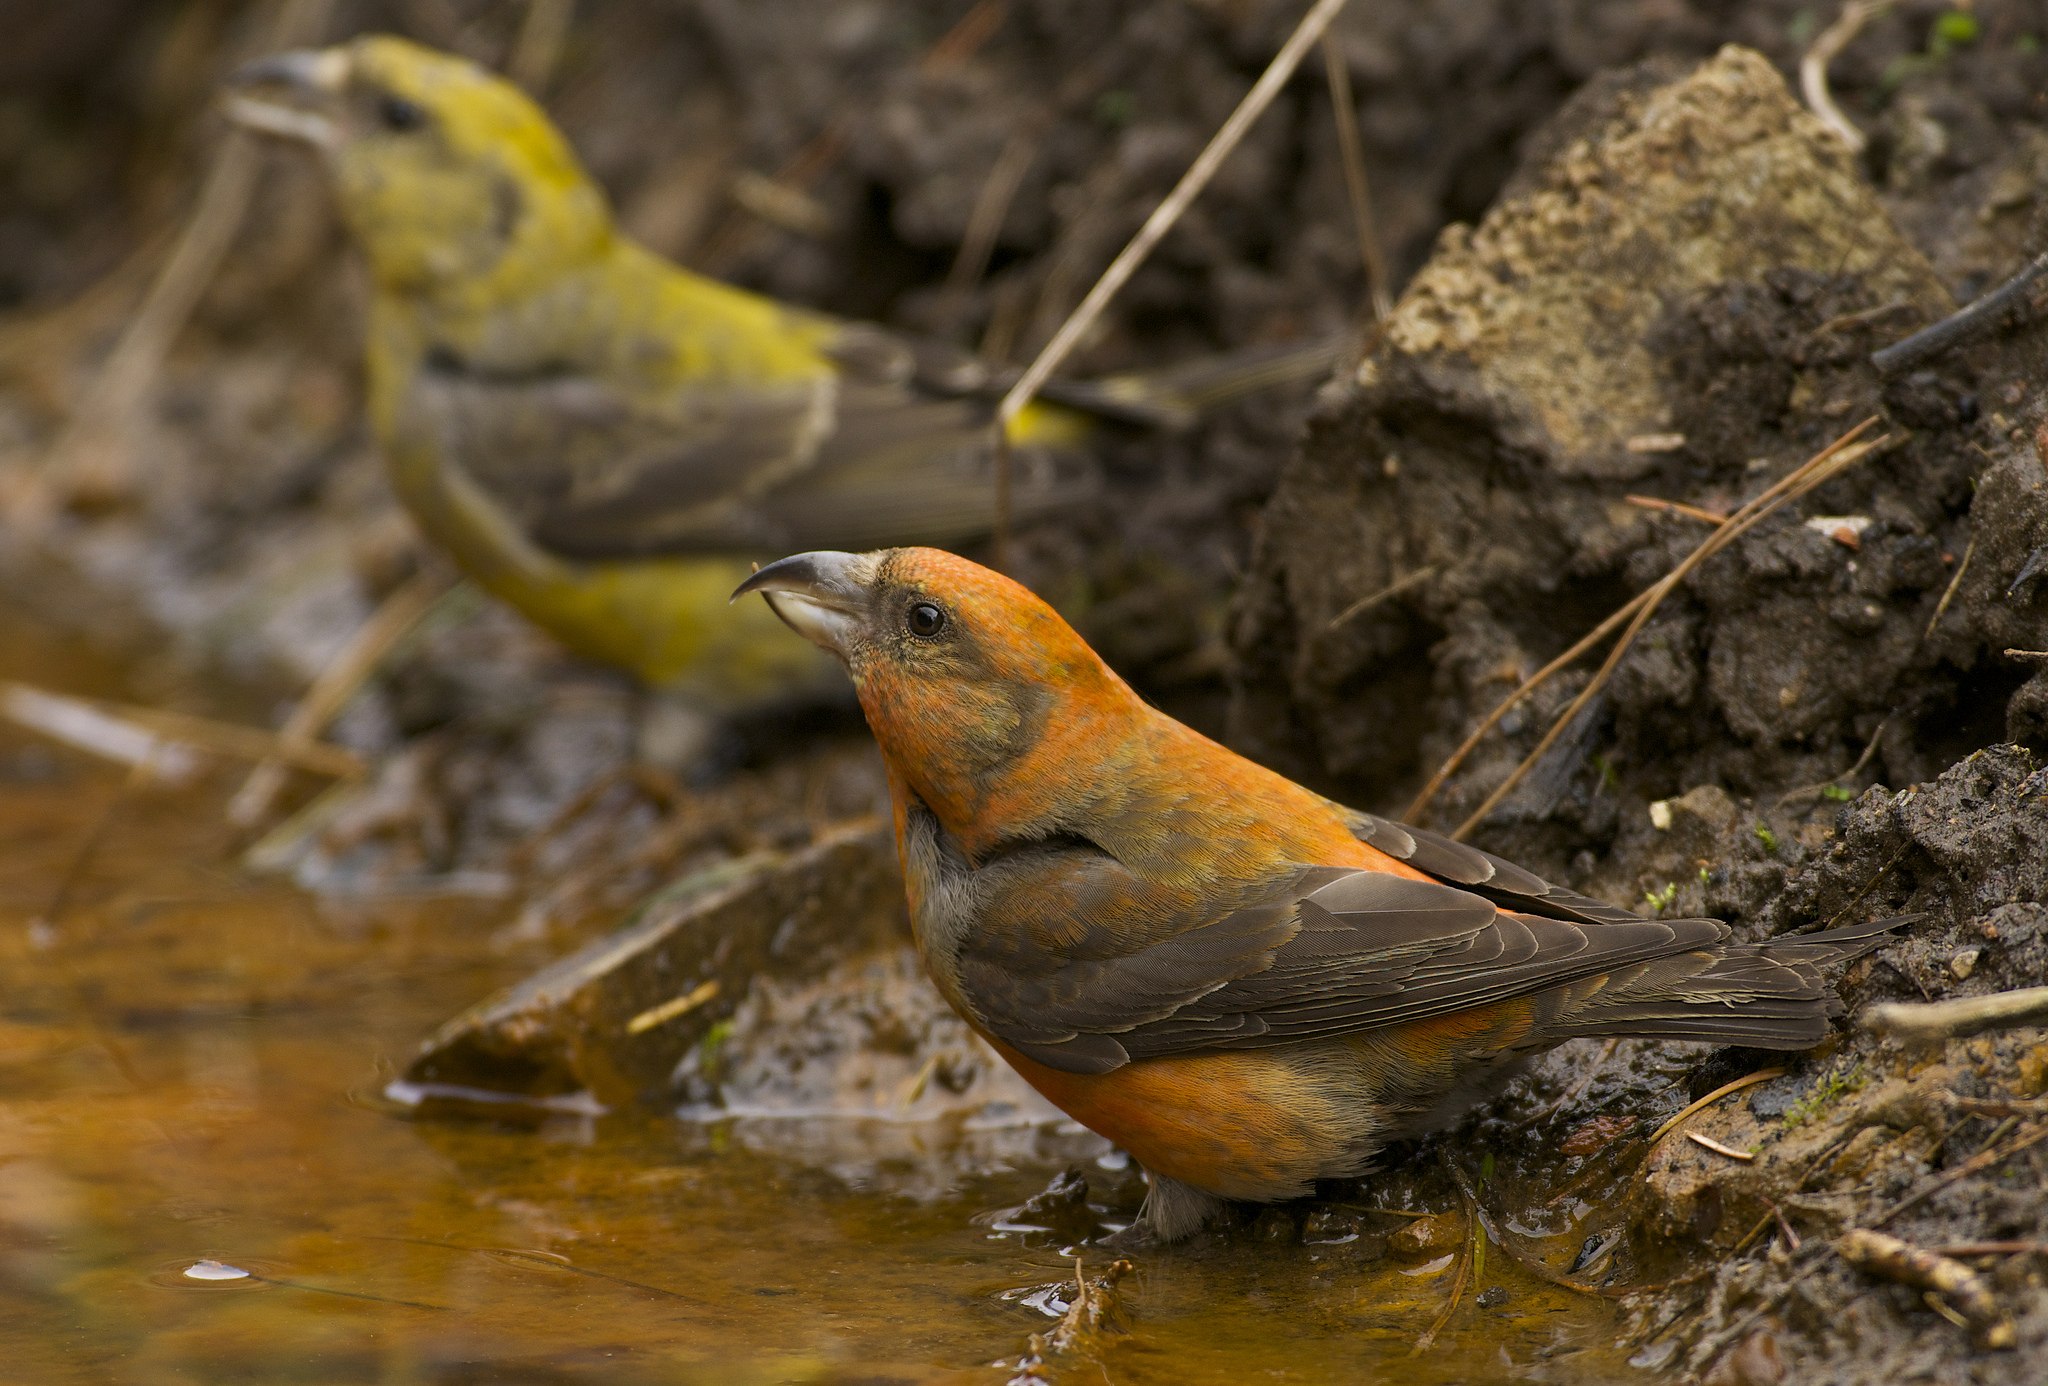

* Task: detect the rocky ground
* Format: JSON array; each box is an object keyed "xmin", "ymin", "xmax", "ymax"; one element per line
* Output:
[{"xmin": 3, "ymin": 2, "xmax": 2048, "ymax": 1382}]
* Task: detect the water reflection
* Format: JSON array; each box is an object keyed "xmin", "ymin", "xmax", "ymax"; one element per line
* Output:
[{"xmin": 0, "ymin": 604, "xmax": 1634, "ymax": 1384}]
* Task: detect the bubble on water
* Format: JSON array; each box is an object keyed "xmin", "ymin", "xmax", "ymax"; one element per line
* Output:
[{"xmin": 183, "ymin": 1260, "xmax": 251, "ymax": 1282}]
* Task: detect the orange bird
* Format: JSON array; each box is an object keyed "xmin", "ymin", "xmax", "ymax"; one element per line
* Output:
[{"xmin": 735, "ymin": 548, "xmax": 1894, "ymax": 1242}]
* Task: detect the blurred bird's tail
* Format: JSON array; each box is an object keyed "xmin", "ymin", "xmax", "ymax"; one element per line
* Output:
[{"xmin": 1035, "ymin": 330, "xmax": 1352, "ymax": 431}]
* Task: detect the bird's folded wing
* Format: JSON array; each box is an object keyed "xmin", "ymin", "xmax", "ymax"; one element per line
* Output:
[
  {"xmin": 1344, "ymin": 809, "xmax": 1650, "ymax": 926},
  {"xmin": 406, "ymin": 329, "xmax": 1089, "ymax": 562},
  {"xmin": 955, "ymin": 854, "xmax": 1730, "ymax": 1076}
]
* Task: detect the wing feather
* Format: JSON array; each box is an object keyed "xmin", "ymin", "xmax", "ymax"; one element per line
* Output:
[
  {"xmin": 954, "ymin": 843, "xmax": 1734, "ymax": 1075},
  {"xmin": 400, "ymin": 325, "xmax": 1090, "ymax": 562}
]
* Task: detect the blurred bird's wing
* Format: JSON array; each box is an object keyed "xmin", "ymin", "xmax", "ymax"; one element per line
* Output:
[
  {"xmin": 403, "ymin": 324, "xmax": 1090, "ymax": 562},
  {"xmin": 954, "ymin": 848, "xmax": 1747, "ymax": 1075}
]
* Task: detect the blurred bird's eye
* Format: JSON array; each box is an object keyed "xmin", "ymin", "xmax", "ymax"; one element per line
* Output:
[
  {"xmin": 906, "ymin": 602, "xmax": 946, "ymax": 638},
  {"xmin": 377, "ymin": 95, "xmax": 428, "ymax": 132}
]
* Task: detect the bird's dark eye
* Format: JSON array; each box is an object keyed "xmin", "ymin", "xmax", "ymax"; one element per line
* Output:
[
  {"xmin": 906, "ymin": 602, "xmax": 946, "ymax": 638},
  {"xmin": 377, "ymin": 95, "xmax": 427, "ymax": 132}
]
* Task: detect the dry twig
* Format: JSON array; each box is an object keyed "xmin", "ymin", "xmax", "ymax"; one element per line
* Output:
[
  {"xmin": 1935, "ymin": 1241, "xmax": 2048, "ymax": 1258},
  {"xmin": 1874, "ymin": 247, "xmax": 2048, "ymax": 375},
  {"xmin": 1863, "ymin": 986, "xmax": 2048, "ymax": 1042},
  {"xmin": 1837, "ymin": 1228, "xmax": 2016, "ymax": 1349}
]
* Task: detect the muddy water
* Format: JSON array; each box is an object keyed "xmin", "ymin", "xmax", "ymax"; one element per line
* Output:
[{"xmin": 0, "ymin": 605, "xmax": 1634, "ymax": 1384}]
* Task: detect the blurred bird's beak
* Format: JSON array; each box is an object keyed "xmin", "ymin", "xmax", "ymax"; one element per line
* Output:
[
  {"xmin": 220, "ymin": 48, "xmax": 350, "ymax": 150},
  {"xmin": 732, "ymin": 552, "xmax": 873, "ymax": 656}
]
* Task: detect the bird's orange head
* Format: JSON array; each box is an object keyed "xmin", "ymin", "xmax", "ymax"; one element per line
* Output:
[
  {"xmin": 221, "ymin": 35, "xmax": 610, "ymax": 300},
  {"xmin": 734, "ymin": 549, "xmax": 1146, "ymax": 851}
]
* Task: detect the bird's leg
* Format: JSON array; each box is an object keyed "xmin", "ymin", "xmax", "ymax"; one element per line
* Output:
[{"xmin": 1108, "ymin": 1170, "xmax": 1228, "ymax": 1247}]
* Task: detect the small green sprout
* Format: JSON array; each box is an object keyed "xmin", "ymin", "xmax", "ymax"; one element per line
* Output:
[
  {"xmin": 1754, "ymin": 822, "xmax": 1780, "ymax": 854},
  {"xmin": 1929, "ymin": 10, "xmax": 1980, "ymax": 57},
  {"xmin": 696, "ymin": 1019, "xmax": 736, "ymax": 1070},
  {"xmin": 1094, "ymin": 89, "xmax": 1135, "ymax": 127},
  {"xmin": 1644, "ymin": 882, "xmax": 1678, "ymax": 914},
  {"xmin": 1783, "ymin": 1060, "xmax": 1867, "ymax": 1129},
  {"xmin": 1821, "ymin": 784, "xmax": 1855, "ymax": 802}
]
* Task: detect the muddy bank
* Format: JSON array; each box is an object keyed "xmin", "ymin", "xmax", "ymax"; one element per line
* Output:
[{"xmin": 1230, "ymin": 43, "xmax": 2045, "ymax": 853}]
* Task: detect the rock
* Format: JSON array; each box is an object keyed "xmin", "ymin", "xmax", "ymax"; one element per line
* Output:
[
  {"xmin": 396, "ymin": 820, "xmax": 905, "ymax": 1108},
  {"xmin": 1229, "ymin": 46, "xmax": 2008, "ymax": 864},
  {"xmin": 1389, "ymin": 1210, "xmax": 1463, "ymax": 1259}
]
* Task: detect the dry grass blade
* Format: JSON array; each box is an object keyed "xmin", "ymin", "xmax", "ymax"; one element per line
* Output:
[
  {"xmin": 1645, "ymin": 1069, "xmax": 1785, "ymax": 1154},
  {"xmin": 1324, "ymin": 564, "xmax": 1438, "ymax": 633},
  {"xmin": 228, "ymin": 569, "xmax": 454, "ymax": 828},
  {"xmin": 1406, "ymin": 417, "xmax": 1879, "ymax": 827},
  {"xmin": 1320, "ymin": 34, "xmax": 1390, "ymax": 320},
  {"xmin": 695, "ymin": 0, "xmax": 1010, "ymax": 273},
  {"xmin": 1624, "ymin": 494, "xmax": 1728, "ymax": 525},
  {"xmin": 26, "ymin": 0, "xmax": 335, "ymax": 520},
  {"xmin": 1412, "ymin": 1209, "xmax": 1474, "ymax": 1352},
  {"xmin": 945, "ymin": 132, "xmax": 1038, "ymax": 299},
  {"xmin": 1, "ymin": 681, "xmax": 362, "ymax": 778},
  {"xmin": 1874, "ymin": 1121, "xmax": 2048, "ymax": 1229},
  {"xmin": 989, "ymin": 0, "xmax": 1356, "ymax": 554},
  {"xmin": 1776, "ymin": 717, "xmax": 1887, "ymax": 805},
  {"xmin": 1451, "ymin": 423, "xmax": 1886, "ymax": 838},
  {"xmin": 1923, "ymin": 534, "xmax": 1974, "ymax": 639},
  {"xmin": 3, "ymin": 684, "xmax": 202, "ymax": 783},
  {"xmin": 508, "ymin": 0, "xmax": 576, "ymax": 93},
  {"xmin": 1687, "ymin": 1130, "xmax": 1756, "ymax": 1162},
  {"xmin": 1800, "ymin": 1, "xmax": 1894, "ymax": 153}
]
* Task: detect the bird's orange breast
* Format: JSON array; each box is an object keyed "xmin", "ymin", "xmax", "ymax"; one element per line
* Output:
[{"xmin": 990, "ymin": 1039, "xmax": 1355, "ymax": 1202}]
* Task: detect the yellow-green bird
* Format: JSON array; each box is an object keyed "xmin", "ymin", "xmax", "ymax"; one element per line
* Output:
[{"xmin": 224, "ymin": 35, "xmax": 1335, "ymax": 711}]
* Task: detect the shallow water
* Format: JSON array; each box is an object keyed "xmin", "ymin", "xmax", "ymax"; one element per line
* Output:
[{"xmin": 0, "ymin": 603, "xmax": 1635, "ymax": 1384}]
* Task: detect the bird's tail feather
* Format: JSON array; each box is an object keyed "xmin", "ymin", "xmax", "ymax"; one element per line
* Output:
[{"xmin": 1556, "ymin": 914, "xmax": 1909, "ymax": 1050}]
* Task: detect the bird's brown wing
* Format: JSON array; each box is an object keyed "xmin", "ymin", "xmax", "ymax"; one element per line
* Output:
[
  {"xmin": 950, "ymin": 842, "xmax": 1756, "ymax": 1076},
  {"xmin": 401, "ymin": 327, "xmax": 1088, "ymax": 562},
  {"xmin": 1343, "ymin": 810, "xmax": 1649, "ymax": 926}
]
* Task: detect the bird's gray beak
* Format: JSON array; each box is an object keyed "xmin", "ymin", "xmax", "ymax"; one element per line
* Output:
[
  {"xmin": 732, "ymin": 551, "xmax": 873, "ymax": 656},
  {"xmin": 220, "ymin": 48, "xmax": 350, "ymax": 150}
]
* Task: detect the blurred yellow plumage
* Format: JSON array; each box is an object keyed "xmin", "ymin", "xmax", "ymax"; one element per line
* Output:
[{"xmin": 226, "ymin": 35, "xmax": 1334, "ymax": 710}]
